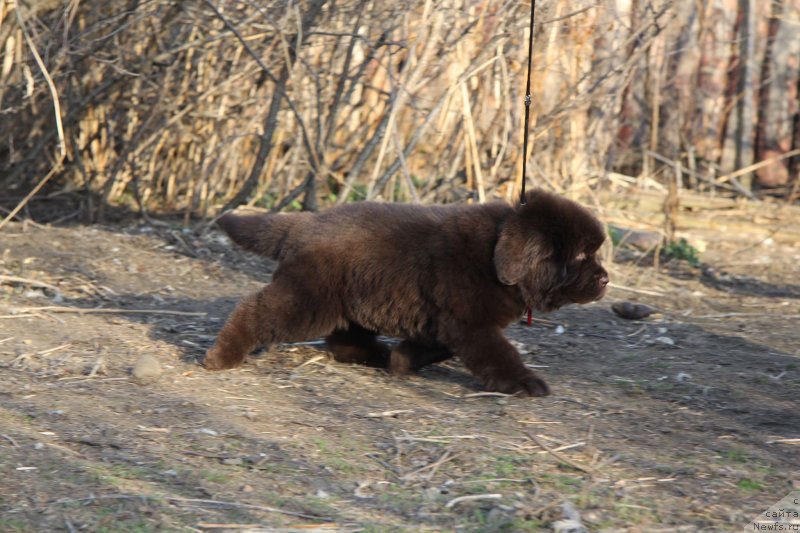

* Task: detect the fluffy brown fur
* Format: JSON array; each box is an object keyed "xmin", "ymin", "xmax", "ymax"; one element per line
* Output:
[{"xmin": 204, "ymin": 190, "xmax": 608, "ymax": 396}]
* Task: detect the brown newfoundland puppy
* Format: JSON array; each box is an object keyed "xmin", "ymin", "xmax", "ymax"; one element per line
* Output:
[{"xmin": 204, "ymin": 189, "xmax": 608, "ymax": 396}]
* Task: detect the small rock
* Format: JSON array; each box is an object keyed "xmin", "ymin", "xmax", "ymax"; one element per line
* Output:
[
  {"xmin": 654, "ymin": 336, "xmax": 675, "ymax": 346},
  {"xmin": 132, "ymin": 354, "xmax": 163, "ymax": 379},
  {"xmin": 554, "ymin": 325, "xmax": 565, "ymax": 335},
  {"xmin": 241, "ymin": 484, "xmax": 254, "ymax": 493},
  {"xmin": 24, "ymin": 289, "xmax": 46, "ymax": 299},
  {"xmin": 316, "ymin": 489, "xmax": 330, "ymax": 499},
  {"xmin": 222, "ymin": 457, "xmax": 243, "ymax": 466},
  {"xmin": 612, "ymin": 302, "xmax": 656, "ymax": 320}
]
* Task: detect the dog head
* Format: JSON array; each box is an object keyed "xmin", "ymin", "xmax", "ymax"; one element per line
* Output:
[{"xmin": 494, "ymin": 190, "xmax": 609, "ymax": 312}]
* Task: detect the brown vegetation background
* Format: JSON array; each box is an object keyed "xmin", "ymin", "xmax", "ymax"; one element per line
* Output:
[{"xmin": 1, "ymin": 0, "xmax": 799, "ymax": 222}]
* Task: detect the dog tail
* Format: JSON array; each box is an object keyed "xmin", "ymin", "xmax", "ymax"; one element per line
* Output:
[{"xmin": 217, "ymin": 212, "xmax": 306, "ymax": 260}]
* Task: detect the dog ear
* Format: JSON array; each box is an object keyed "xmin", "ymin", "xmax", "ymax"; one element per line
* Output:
[
  {"xmin": 495, "ymin": 221, "xmax": 551, "ymax": 285},
  {"xmin": 494, "ymin": 229, "xmax": 525, "ymax": 285},
  {"xmin": 495, "ymin": 218, "xmax": 554, "ymax": 286}
]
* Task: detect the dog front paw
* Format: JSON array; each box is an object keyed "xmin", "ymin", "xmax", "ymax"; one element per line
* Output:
[
  {"xmin": 484, "ymin": 370, "xmax": 550, "ymax": 397},
  {"xmin": 202, "ymin": 347, "xmax": 242, "ymax": 370}
]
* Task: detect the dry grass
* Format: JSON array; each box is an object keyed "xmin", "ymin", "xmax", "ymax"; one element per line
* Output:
[{"xmin": 1, "ymin": 0, "xmax": 798, "ymax": 222}]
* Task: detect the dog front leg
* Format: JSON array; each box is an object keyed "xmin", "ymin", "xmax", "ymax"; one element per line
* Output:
[
  {"xmin": 326, "ymin": 324, "xmax": 390, "ymax": 368},
  {"xmin": 454, "ymin": 328, "xmax": 550, "ymax": 397}
]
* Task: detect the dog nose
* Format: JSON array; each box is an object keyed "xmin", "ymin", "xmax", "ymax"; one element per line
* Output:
[{"xmin": 598, "ymin": 274, "xmax": 609, "ymax": 287}]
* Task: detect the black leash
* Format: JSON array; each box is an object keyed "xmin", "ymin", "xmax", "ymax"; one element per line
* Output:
[{"xmin": 520, "ymin": 0, "xmax": 537, "ymax": 206}]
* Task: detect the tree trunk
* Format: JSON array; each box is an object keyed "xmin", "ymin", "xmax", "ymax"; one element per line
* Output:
[{"xmin": 734, "ymin": 0, "xmax": 756, "ymax": 188}]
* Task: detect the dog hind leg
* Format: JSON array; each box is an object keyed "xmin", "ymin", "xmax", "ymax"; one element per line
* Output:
[
  {"xmin": 204, "ymin": 280, "xmax": 338, "ymax": 370},
  {"xmin": 389, "ymin": 341, "xmax": 454, "ymax": 375}
]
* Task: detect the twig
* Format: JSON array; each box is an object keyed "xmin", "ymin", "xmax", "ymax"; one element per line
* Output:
[
  {"xmin": 1, "ymin": 434, "xmax": 19, "ymax": 447},
  {"xmin": 450, "ymin": 478, "xmax": 528, "ymax": 485},
  {"xmin": 38, "ymin": 343, "xmax": 71, "ymax": 356},
  {"xmin": 716, "ymin": 148, "xmax": 800, "ymax": 184},
  {"xmin": 13, "ymin": 0, "xmax": 65, "ymax": 157},
  {"xmin": 0, "ymin": 162, "xmax": 63, "ymax": 232},
  {"xmin": 401, "ymin": 449, "xmax": 457, "ymax": 480},
  {"xmin": 524, "ymin": 432, "xmax": 595, "ymax": 474},
  {"xmin": 11, "ymin": 353, "xmax": 33, "ymax": 367},
  {"xmin": 461, "ymin": 392, "xmax": 513, "ymax": 398},
  {"xmin": 49, "ymin": 494, "xmax": 331, "ymax": 521},
  {"xmin": 0, "ymin": 275, "xmax": 61, "ymax": 293},
  {"xmin": 536, "ymin": 441, "xmax": 585, "ymax": 454},
  {"xmin": 87, "ymin": 356, "xmax": 106, "ymax": 377},
  {"xmin": 517, "ymin": 419, "xmax": 562, "ymax": 425},
  {"xmin": 365, "ymin": 409, "xmax": 414, "ymax": 418},
  {"xmin": 445, "ymin": 493, "xmax": 502, "ymax": 508},
  {"xmin": 395, "ymin": 435, "xmax": 481, "ymax": 444},
  {"xmin": 541, "ymin": 5, "xmax": 594, "ymax": 24},
  {"xmin": 9, "ymin": 306, "xmax": 206, "ymax": 317},
  {"xmin": 295, "ymin": 355, "xmax": 326, "ymax": 369}
]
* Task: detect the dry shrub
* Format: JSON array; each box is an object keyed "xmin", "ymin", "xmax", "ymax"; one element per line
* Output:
[{"xmin": 1, "ymin": 0, "xmax": 798, "ymax": 222}]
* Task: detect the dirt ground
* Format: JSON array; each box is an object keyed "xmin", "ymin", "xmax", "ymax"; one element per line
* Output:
[{"xmin": 1, "ymin": 195, "xmax": 799, "ymax": 532}]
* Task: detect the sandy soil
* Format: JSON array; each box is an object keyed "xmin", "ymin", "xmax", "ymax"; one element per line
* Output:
[{"xmin": 1, "ymin": 199, "xmax": 798, "ymax": 532}]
